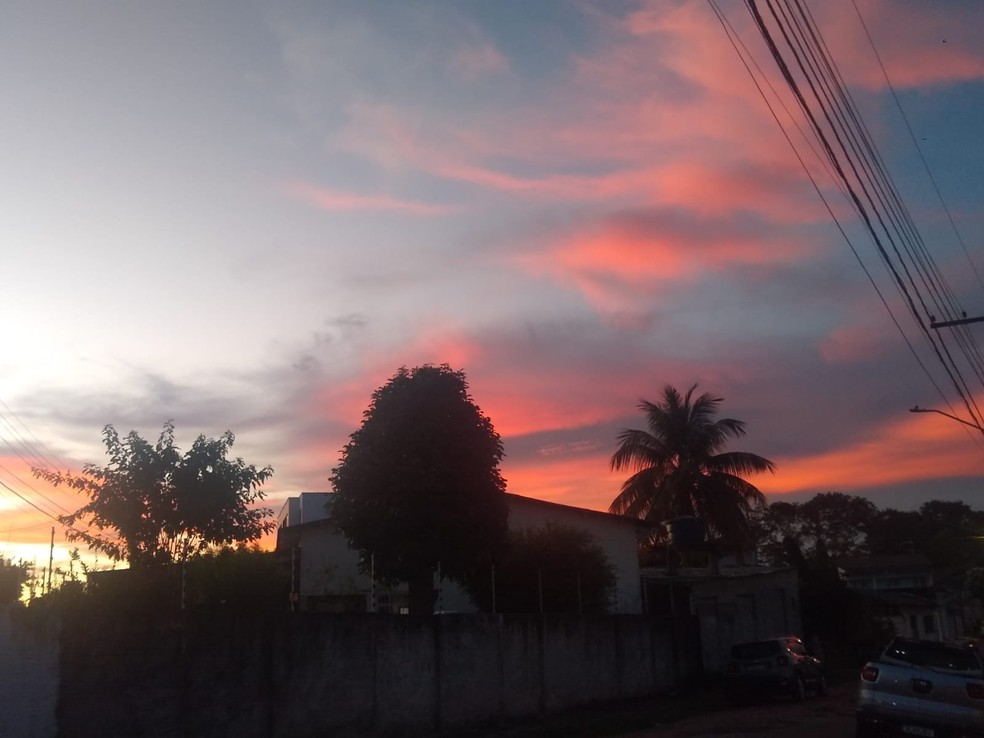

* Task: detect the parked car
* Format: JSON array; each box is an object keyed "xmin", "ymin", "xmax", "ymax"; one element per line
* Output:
[
  {"xmin": 856, "ymin": 637, "xmax": 984, "ymax": 737},
  {"xmin": 726, "ymin": 636, "xmax": 826, "ymax": 699}
]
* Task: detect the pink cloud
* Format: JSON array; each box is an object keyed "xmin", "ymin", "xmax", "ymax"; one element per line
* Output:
[
  {"xmin": 452, "ymin": 42, "xmax": 509, "ymax": 80},
  {"xmin": 815, "ymin": 0, "xmax": 984, "ymax": 90},
  {"xmin": 819, "ymin": 317, "xmax": 897, "ymax": 365},
  {"xmin": 328, "ymin": 2, "xmax": 984, "ymax": 235},
  {"xmin": 511, "ymin": 214, "xmax": 814, "ymax": 317},
  {"xmin": 283, "ymin": 181, "xmax": 452, "ymax": 216}
]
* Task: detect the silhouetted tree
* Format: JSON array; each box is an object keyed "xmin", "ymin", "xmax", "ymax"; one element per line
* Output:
[
  {"xmin": 915, "ymin": 501, "xmax": 984, "ymax": 587},
  {"xmin": 465, "ymin": 524, "xmax": 615, "ymax": 614},
  {"xmin": 35, "ymin": 421, "xmax": 274, "ymax": 568},
  {"xmin": 330, "ymin": 365, "xmax": 508, "ymax": 615},
  {"xmin": 610, "ymin": 384, "xmax": 774, "ymax": 547},
  {"xmin": 865, "ymin": 508, "xmax": 924, "ymax": 556},
  {"xmin": 0, "ymin": 556, "xmax": 29, "ymax": 605},
  {"xmin": 753, "ymin": 492, "xmax": 876, "ymax": 564}
]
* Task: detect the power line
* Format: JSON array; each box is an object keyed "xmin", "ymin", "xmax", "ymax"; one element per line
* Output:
[
  {"xmin": 741, "ymin": 0, "xmax": 984, "ymax": 438},
  {"xmin": 707, "ymin": 0, "xmax": 984, "ymax": 457},
  {"xmin": 849, "ymin": 0, "xmax": 984, "ymax": 296}
]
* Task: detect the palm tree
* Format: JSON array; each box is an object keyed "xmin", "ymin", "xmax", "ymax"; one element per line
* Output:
[{"xmin": 609, "ymin": 384, "xmax": 775, "ymax": 546}]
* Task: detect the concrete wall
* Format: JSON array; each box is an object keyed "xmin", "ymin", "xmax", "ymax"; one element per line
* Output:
[
  {"xmin": 54, "ymin": 612, "xmax": 701, "ymax": 737},
  {"xmin": 0, "ymin": 606, "xmax": 58, "ymax": 738}
]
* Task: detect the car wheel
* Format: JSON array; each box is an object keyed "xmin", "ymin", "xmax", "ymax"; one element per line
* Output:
[
  {"xmin": 791, "ymin": 676, "xmax": 806, "ymax": 700},
  {"xmin": 816, "ymin": 674, "xmax": 828, "ymax": 697}
]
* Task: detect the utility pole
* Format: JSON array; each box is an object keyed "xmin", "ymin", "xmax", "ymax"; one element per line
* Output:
[{"xmin": 45, "ymin": 527, "xmax": 54, "ymax": 594}]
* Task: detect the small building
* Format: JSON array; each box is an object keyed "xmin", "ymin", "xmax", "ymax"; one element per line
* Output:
[
  {"xmin": 642, "ymin": 563, "xmax": 802, "ymax": 674},
  {"xmin": 276, "ymin": 491, "xmax": 332, "ymax": 528},
  {"xmin": 275, "ymin": 492, "xmax": 649, "ymax": 614},
  {"xmin": 836, "ymin": 553, "xmax": 980, "ymax": 641}
]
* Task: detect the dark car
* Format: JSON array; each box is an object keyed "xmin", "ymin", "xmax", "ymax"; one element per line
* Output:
[{"xmin": 727, "ymin": 636, "xmax": 826, "ymax": 699}]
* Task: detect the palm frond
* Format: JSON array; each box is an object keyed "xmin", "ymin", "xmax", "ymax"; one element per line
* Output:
[
  {"xmin": 610, "ymin": 383, "xmax": 775, "ymax": 547},
  {"xmin": 708, "ymin": 451, "xmax": 776, "ymax": 477}
]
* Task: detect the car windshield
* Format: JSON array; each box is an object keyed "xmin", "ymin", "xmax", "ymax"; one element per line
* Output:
[
  {"xmin": 731, "ymin": 641, "xmax": 782, "ymax": 660},
  {"xmin": 884, "ymin": 641, "xmax": 981, "ymax": 672}
]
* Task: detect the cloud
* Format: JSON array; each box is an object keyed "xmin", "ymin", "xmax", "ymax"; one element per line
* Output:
[
  {"xmin": 452, "ymin": 42, "xmax": 510, "ymax": 80},
  {"xmin": 815, "ymin": 0, "xmax": 984, "ymax": 90},
  {"xmin": 283, "ymin": 181, "xmax": 452, "ymax": 216},
  {"xmin": 760, "ymin": 408, "xmax": 984, "ymax": 497},
  {"xmin": 510, "ymin": 207, "xmax": 820, "ymax": 320}
]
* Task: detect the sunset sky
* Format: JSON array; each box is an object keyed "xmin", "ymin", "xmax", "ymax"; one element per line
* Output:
[{"xmin": 2, "ymin": 0, "xmax": 984, "ymax": 572}]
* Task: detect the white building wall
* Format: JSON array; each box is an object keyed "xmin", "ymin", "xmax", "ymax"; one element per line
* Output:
[
  {"xmin": 506, "ymin": 496, "xmax": 644, "ymax": 614},
  {"xmin": 278, "ymin": 492, "xmax": 645, "ymax": 614}
]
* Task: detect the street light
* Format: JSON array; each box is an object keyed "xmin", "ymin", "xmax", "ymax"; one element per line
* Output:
[{"xmin": 909, "ymin": 405, "xmax": 984, "ymax": 433}]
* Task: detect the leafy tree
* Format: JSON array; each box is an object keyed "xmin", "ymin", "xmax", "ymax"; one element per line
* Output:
[
  {"xmin": 35, "ymin": 421, "xmax": 274, "ymax": 568},
  {"xmin": 865, "ymin": 508, "xmax": 924, "ymax": 557},
  {"xmin": 914, "ymin": 501, "xmax": 984, "ymax": 587},
  {"xmin": 184, "ymin": 546, "xmax": 290, "ymax": 611},
  {"xmin": 753, "ymin": 492, "xmax": 876, "ymax": 563},
  {"xmin": 609, "ymin": 384, "xmax": 775, "ymax": 547},
  {"xmin": 330, "ymin": 365, "xmax": 508, "ymax": 614},
  {"xmin": 0, "ymin": 556, "xmax": 29, "ymax": 604},
  {"xmin": 749, "ymin": 500, "xmax": 802, "ymax": 565},
  {"xmin": 784, "ymin": 536, "xmax": 890, "ymax": 665},
  {"xmin": 465, "ymin": 524, "xmax": 616, "ymax": 614},
  {"xmin": 800, "ymin": 492, "xmax": 877, "ymax": 559}
]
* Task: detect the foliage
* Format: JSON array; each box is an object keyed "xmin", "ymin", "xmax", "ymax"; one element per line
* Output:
[
  {"xmin": 864, "ymin": 508, "xmax": 925, "ymax": 557},
  {"xmin": 752, "ymin": 492, "xmax": 877, "ymax": 564},
  {"xmin": 609, "ymin": 384, "xmax": 774, "ymax": 547},
  {"xmin": 784, "ymin": 537, "xmax": 890, "ymax": 663},
  {"xmin": 0, "ymin": 556, "xmax": 29, "ymax": 605},
  {"xmin": 330, "ymin": 365, "xmax": 508, "ymax": 614},
  {"xmin": 35, "ymin": 421, "xmax": 274, "ymax": 568},
  {"xmin": 465, "ymin": 524, "xmax": 616, "ymax": 614},
  {"xmin": 30, "ymin": 546, "xmax": 289, "ymax": 618},
  {"xmin": 183, "ymin": 546, "xmax": 290, "ymax": 611}
]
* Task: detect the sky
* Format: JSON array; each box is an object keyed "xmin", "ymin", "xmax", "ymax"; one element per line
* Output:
[{"xmin": 2, "ymin": 0, "xmax": 984, "ymax": 574}]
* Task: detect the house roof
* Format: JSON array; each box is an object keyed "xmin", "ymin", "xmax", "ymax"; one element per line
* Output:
[
  {"xmin": 836, "ymin": 553, "xmax": 933, "ymax": 575},
  {"xmin": 273, "ymin": 491, "xmax": 653, "ymax": 552},
  {"xmin": 863, "ymin": 590, "xmax": 938, "ymax": 610},
  {"xmin": 640, "ymin": 565, "xmax": 797, "ymax": 583},
  {"xmin": 505, "ymin": 493, "xmax": 655, "ymax": 529}
]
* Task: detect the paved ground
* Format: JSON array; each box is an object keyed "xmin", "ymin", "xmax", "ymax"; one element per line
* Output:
[
  {"xmin": 466, "ymin": 678, "xmax": 859, "ymax": 738},
  {"xmin": 618, "ymin": 682, "xmax": 857, "ymax": 738}
]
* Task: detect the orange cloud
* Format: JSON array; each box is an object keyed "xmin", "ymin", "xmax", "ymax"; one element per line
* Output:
[
  {"xmin": 283, "ymin": 181, "xmax": 452, "ymax": 216},
  {"xmin": 761, "ymin": 410, "xmax": 984, "ymax": 496},
  {"xmin": 503, "ymin": 450, "xmax": 620, "ymax": 513}
]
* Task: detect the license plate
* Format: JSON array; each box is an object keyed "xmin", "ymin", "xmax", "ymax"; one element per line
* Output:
[{"xmin": 902, "ymin": 726, "xmax": 934, "ymax": 737}]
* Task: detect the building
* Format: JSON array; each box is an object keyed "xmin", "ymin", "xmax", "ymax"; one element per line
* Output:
[
  {"xmin": 275, "ymin": 492, "xmax": 649, "ymax": 614},
  {"xmin": 837, "ymin": 553, "xmax": 981, "ymax": 641},
  {"xmin": 276, "ymin": 491, "xmax": 332, "ymax": 528},
  {"xmin": 642, "ymin": 562, "xmax": 801, "ymax": 673}
]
